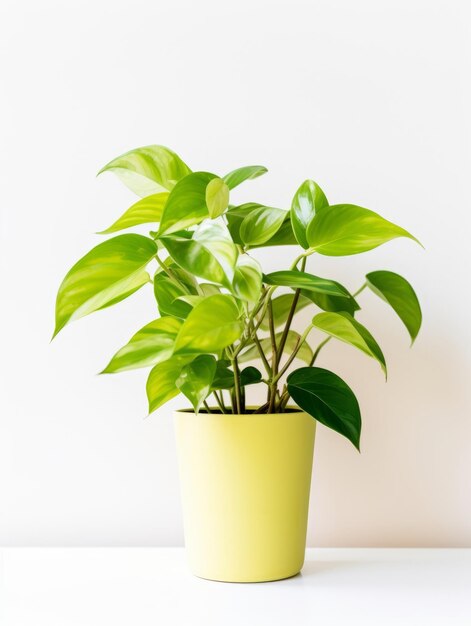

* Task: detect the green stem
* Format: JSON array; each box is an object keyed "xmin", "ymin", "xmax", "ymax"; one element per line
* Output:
[
  {"xmin": 273, "ymin": 324, "xmax": 314, "ymax": 384},
  {"xmin": 275, "ymin": 289, "xmax": 300, "ymax": 369},
  {"xmin": 231, "ymin": 354, "xmax": 242, "ymax": 414},
  {"xmin": 213, "ymin": 391, "xmax": 227, "ymax": 414},
  {"xmin": 309, "ymin": 336, "xmax": 331, "ymax": 366},
  {"xmin": 203, "ymin": 400, "xmax": 213, "ymax": 414},
  {"xmin": 155, "ymin": 253, "xmax": 190, "ymax": 293},
  {"xmin": 353, "ymin": 283, "xmax": 367, "ymax": 297}
]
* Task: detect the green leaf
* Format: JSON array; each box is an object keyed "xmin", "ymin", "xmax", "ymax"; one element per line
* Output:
[
  {"xmin": 239, "ymin": 331, "xmax": 313, "ymax": 364},
  {"xmin": 206, "ymin": 177, "xmax": 230, "ymax": 218},
  {"xmin": 306, "ymin": 204, "xmax": 421, "ymax": 256},
  {"xmin": 174, "ymin": 294, "xmax": 243, "ymax": 354},
  {"xmin": 147, "ymin": 356, "xmax": 192, "ymax": 413},
  {"xmin": 366, "ymin": 270, "xmax": 422, "ymax": 343},
  {"xmin": 263, "ymin": 270, "xmax": 351, "ymax": 298},
  {"xmin": 161, "ymin": 221, "xmax": 238, "ymax": 288},
  {"xmin": 291, "ymin": 180, "xmax": 329, "ymax": 249},
  {"xmin": 153, "ymin": 274, "xmax": 193, "ymax": 319},
  {"xmin": 98, "ymin": 145, "xmax": 191, "ymax": 196},
  {"xmin": 212, "ymin": 363, "xmax": 262, "ymax": 389},
  {"xmin": 301, "ymin": 288, "xmax": 360, "ymax": 316},
  {"xmin": 54, "ymin": 234, "xmax": 157, "ymax": 337},
  {"xmin": 312, "ymin": 311, "xmax": 386, "ymax": 375},
  {"xmin": 259, "ymin": 293, "xmax": 312, "ymax": 330},
  {"xmin": 176, "ymin": 355, "xmax": 217, "ymax": 413},
  {"xmin": 158, "ymin": 171, "xmax": 217, "ymax": 235},
  {"xmin": 287, "ymin": 367, "xmax": 361, "ymax": 450},
  {"xmin": 232, "ymin": 255, "xmax": 263, "ymax": 303},
  {"xmin": 226, "ymin": 203, "xmax": 263, "ymax": 244},
  {"xmin": 254, "ymin": 215, "xmax": 298, "ymax": 247},
  {"xmin": 101, "ymin": 317, "xmax": 183, "ymax": 373},
  {"xmin": 223, "ymin": 165, "xmax": 268, "ymax": 190},
  {"xmin": 239, "ymin": 206, "xmax": 287, "ymax": 246},
  {"xmin": 98, "ymin": 193, "xmax": 169, "ymax": 234}
]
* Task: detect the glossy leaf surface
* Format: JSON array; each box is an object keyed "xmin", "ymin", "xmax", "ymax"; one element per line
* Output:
[
  {"xmin": 312, "ymin": 311, "xmax": 386, "ymax": 374},
  {"xmin": 158, "ymin": 171, "xmax": 216, "ymax": 235},
  {"xmin": 98, "ymin": 145, "xmax": 191, "ymax": 196},
  {"xmin": 263, "ymin": 270, "xmax": 351, "ymax": 298},
  {"xmin": 153, "ymin": 274, "xmax": 192, "ymax": 319},
  {"xmin": 174, "ymin": 294, "xmax": 243, "ymax": 354},
  {"xmin": 307, "ymin": 204, "xmax": 420, "ymax": 255},
  {"xmin": 147, "ymin": 356, "xmax": 192, "ymax": 413},
  {"xmin": 291, "ymin": 179, "xmax": 329, "ymax": 249},
  {"xmin": 176, "ymin": 355, "xmax": 217, "ymax": 413},
  {"xmin": 239, "ymin": 206, "xmax": 287, "ymax": 246},
  {"xmin": 206, "ymin": 177, "xmax": 230, "ymax": 218},
  {"xmin": 366, "ymin": 271, "xmax": 422, "ymax": 343},
  {"xmin": 98, "ymin": 193, "xmax": 169, "ymax": 234},
  {"xmin": 54, "ymin": 234, "xmax": 157, "ymax": 337},
  {"xmin": 223, "ymin": 165, "xmax": 268, "ymax": 190},
  {"xmin": 161, "ymin": 221, "xmax": 238, "ymax": 288},
  {"xmin": 287, "ymin": 367, "xmax": 361, "ymax": 450},
  {"xmin": 232, "ymin": 255, "xmax": 263, "ymax": 303}
]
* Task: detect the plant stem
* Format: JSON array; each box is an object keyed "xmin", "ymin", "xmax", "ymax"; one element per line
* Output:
[
  {"xmin": 155, "ymin": 253, "xmax": 190, "ymax": 293},
  {"xmin": 273, "ymin": 324, "xmax": 314, "ymax": 384},
  {"xmin": 309, "ymin": 336, "xmax": 331, "ymax": 366},
  {"xmin": 353, "ymin": 282, "xmax": 367, "ymax": 297},
  {"xmin": 275, "ymin": 289, "xmax": 300, "ymax": 369},
  {"xmin": 203, "ymin": 400, "xmax": 213, "ymax": 414},
  {"xmin": 213, "ymin": 391, "xmax": 227, "ymax": 414},
  {"xmin": 231, "ymin": 353, "xmax": 242, "ymax": 414}
]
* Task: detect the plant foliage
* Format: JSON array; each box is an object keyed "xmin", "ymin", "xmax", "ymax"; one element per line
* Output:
[{"xmin": 54, "ymin": 144, "xmax": 423, "ymax": 449}]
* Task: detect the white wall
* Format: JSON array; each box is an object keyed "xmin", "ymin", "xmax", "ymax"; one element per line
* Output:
[{"xmin": 1, "ymin": 0, "xmax": 470, "ymax": 547}]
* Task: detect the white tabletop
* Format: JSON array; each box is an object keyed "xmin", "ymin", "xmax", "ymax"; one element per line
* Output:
[{"xmin": 1, "ymin": 547, "xmax": 470, "ymax": 625}]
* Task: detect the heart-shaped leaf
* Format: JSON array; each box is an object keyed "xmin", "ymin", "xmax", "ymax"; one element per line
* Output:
[
  {"xmin": 232, "ymin": 255, "xmax": 263, "ymax": 303},
  {"xmin": 223, "ymin": 165, "xmax": 268, "ymax": 190},
  {"xmin": 176, "ymin": 355, "xmax": 217, "ymax": 413},
  {"xmin": 239, "ymin": 206, "xmax": 287, "ymax": 246},
  {"xmin": 54, "ymin": 234, "xmax": 157, "ymax": 337},
  {"xmin": 153, "ymin": 274, "xmax": 193, "ymax": 319},
  {"xmin": 312, "ymin": 311, "xmax": 386, "ymax": 375},
  {"xmin": 287, "ymin": 367, "xmax": 361, "ymax": 450},
  {"xmin": 239, "ymin": 330, "xmax": 313, "ymax": 364},
  {"xmin": 174, "ymin": 294, "xmax": 243, "ymax": 354},
  {"xmin": 263, "ymin": 270, "xmax": 351, "ymax": 299},
  {"xmin": 212, "ymin": 364, "xmax": 262, "ymax": 389},
  {"xmin": 98, "ymin": 193, "xmax": 169, "ymax": 234},
  {"xmin": 161, "ymin": 221, "xmax": 238, "ymax": 288},
  {"xmin": 206, "ymin": 177, "xmax": 230, "ymax": 218},
  {"xmin": 101, "ymin": 317, "xmax": 183, "ymax": 373},
  {"xmin": 306, "ymin": 204, "xmax": 420, "ymax": 256},
  {"xmin": 366, "ymin": 270, "xmax": 422, "ymax": 343},
  {"xmin": 158, "ymin": 171, "xmax": 217, "ymax": 235},
  {"xmin": 291, "ymin": 179, "xmax": 329, "ymax": 249},
  {"xmin": 98, "ymin": 145, "xmax": 192, "ymax": 196},
  {"xmin": 147, "ymin": 356, "xmax": 193, "ymax": 413}
]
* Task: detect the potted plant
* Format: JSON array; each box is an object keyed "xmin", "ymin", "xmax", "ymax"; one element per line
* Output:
[{"xmin": 53, "ymin": 145, "xmax": 422, "ymax": 582}]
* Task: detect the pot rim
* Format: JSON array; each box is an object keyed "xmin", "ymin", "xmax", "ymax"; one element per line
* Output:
[{"xmin": 174, "ymin": 405, "xmax": 304, "ymax": 417}]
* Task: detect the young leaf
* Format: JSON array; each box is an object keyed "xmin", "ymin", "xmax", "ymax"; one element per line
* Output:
[
  {"xmin": 239, "ymin": 331, "xmax": 313, "ymax": 364},
  {"xmin": 101, "ymin": 317, "xmax": 183, "ymax": 373},
  {"xmin": 97, "ymin": 193, "xmax": 169, "ymax": 234},
  {"xmin": 223, "ymin": 165, "xmax": 268, "ymax": 190},
  {"xmin": 226, "ymin": 203, "xmax": 263, "ymax": 243},
  {"xmin": 312, "ymin": 311, "xmax": 386, "ymax": 375},
  {"xmin": 98, "ymin": 145, "xmax": 191, "ymax": 196},
  {"xmin": 147, "ymin": 356, "xmax": 193, "ymax": 413},
  {"xmin": 254, "ymin": 215, "xmax": 298, "ymax": 247},
  {"xmin": 232, "ymin": 255, "xmax": 263, "ymax": 303},
  {"xmin": 291, "ymin": 179, "xmax": 329, "ymax": 249},
  {"xmin": 54, "ymin": 234, "xmax": 157, "ymax": 337},
  {"xmin": 153, "ymin": 274, "xmax": 193, "ymax": 319},
  {"xmin": 287, "ymin": 367, "xmax": 361, "ymax": 450},
  {"xmin": 366, "ymin": 270, "xmax": 422, "ymax": 343},
  {"xmin": 158, "ymin": 171, "xmax": 217, "ymax": 235},
  {"xmin": 161, "ymin": 221, "xmax": 238, "ymax": 288},
  {"xmin": 176, "ymin": 355, "xmax": 217, "ymax": 413},
  {"xmin": 306, "ymin": 204, "xmax": 421, "ymax": 256},
  {"xmin": 239, "ymin": 206, "xmax": 287, "ymax": 246},
  {"xmin": 259, "ymin": 293, "xmax": 312, "ymax": 330},
  {"xmin": 205, "ymin": 177, "xmax": 230, "ymax": 218},
  {"xmin": 173, "ymin": 294, "xmax": 243, "ymax": 354},
  {"xmin": 263, "ymin": 270, "xmax": 351, "ymax": 298}
]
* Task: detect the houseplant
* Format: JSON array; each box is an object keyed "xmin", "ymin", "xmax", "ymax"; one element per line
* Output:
[{"xmin": 54, "ymin": 144, "xmax": 422, "ymax": 582}]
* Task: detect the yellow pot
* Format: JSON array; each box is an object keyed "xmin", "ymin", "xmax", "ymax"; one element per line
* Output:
[{"xmin": 174, "ymin": 409, "xmax": 316, "ymax": 582}]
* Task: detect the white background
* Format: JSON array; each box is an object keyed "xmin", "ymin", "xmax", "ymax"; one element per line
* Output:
[{"xmin": 0, "ymin": 0, "xmax": 470, "ymax": 547}]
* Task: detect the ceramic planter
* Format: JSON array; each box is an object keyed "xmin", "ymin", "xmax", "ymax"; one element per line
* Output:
[{"xmin": 174, "ymin": 409, "xmax": 316, "ymax": 582}]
